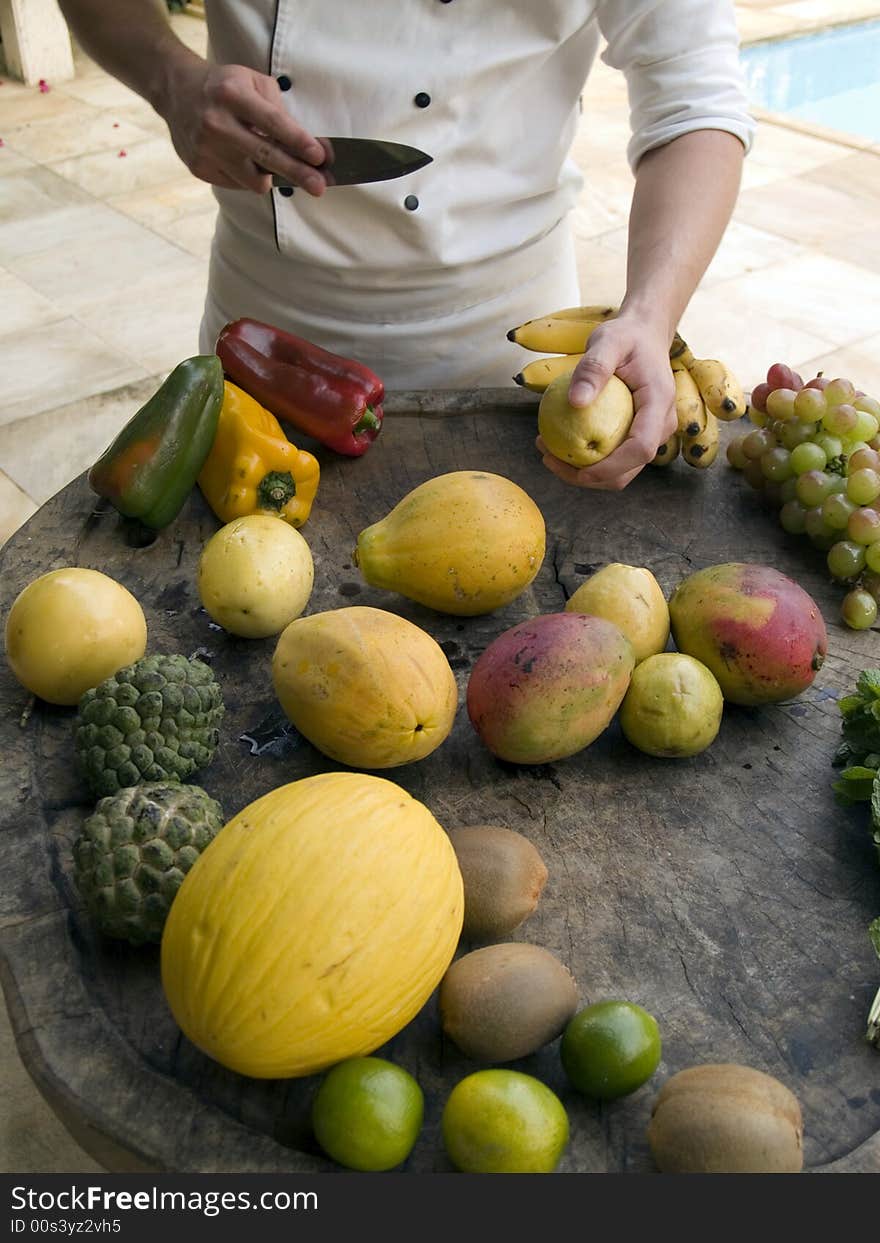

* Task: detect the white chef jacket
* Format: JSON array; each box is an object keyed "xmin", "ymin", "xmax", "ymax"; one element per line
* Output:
[{"xmin": 199, "ymin": 0, "xmax": 755, "ymax": 387}]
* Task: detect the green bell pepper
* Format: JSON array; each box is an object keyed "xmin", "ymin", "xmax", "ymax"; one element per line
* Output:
[{"xmin": 89, "ymin": 356, "xmax": 224, "ymax": 531}]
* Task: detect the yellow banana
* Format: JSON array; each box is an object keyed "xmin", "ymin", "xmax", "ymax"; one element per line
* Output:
[
  {"xmin": 507, "ymin": 317, "xmax": 606, "ymax": 354},
  {"xmin": 687, "ymin": 357, "xmax": 747, "ymax": 421},
  {"xmin": 673, "ymin": 367, "xmax": 707, "ymax": 439},
  {"xmin": 514, "ymin": 353, "xmax": 584, "ymax": 393},
  {"xmin": 670, "ymin": 332, "xmax": 695, "ymax": 369},
  {"xmin": 650, "ymin": 431, "xmax": 680, "ymax": 467},
  {"xmin": 531, "ymin": 304, "xmax": 619, "ymax": 323},
  {"xmin": 682, "ymin": 412, "xmax": 720, "ymax": 468}
]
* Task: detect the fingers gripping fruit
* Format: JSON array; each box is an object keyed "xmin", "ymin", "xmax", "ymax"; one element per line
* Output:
[{"xmin": 507, "ymin": 305, "xmax": 744, "ymax": 475}]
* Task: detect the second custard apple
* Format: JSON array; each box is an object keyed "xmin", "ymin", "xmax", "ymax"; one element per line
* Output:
[{"xmin": 74, "ymin": 653, "xmax": 225, "ymax": 798}]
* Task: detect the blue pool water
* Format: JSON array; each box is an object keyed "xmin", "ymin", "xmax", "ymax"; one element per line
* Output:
[{"xmin": 740, "ymin": 19, "xmax": 880, "ymax": 143}]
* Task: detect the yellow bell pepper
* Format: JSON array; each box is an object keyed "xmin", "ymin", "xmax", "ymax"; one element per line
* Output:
[{"xmin": 198, "ymin": 381, "xmax": 320, "ymax": 527}]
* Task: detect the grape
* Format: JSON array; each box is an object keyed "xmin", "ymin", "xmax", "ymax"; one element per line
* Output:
[
  {"xmin": 848, "ymin": 507, "xmax": 880, "ymax": 545},
  {"xmin": 854, "ymin": 411, "xmax": 880, "ymax": 442},
  {"xmin": 841, "ymin": 589, "xmax": 878, "ymax": 630},
  {"xmin": 827, "ymin": 540, "xmax": 866, "ymax": 581},
  {"xmin": 814, "ymin": 433, "xmax": 844, "ymax": 463},
  {"xmin": 779, "ymin": 500, "xmax": 807, "ymax": 534},
  {"xmin": 780, "ymin": 476, "xmax": 799, "ymax": 503},
  {"xmin": 767, "ymin": 363, "xmax": 804, "ymax": 390},
  {"xmin": 810, "ymin": 528, "xmax": 838, "ymax": 551},
  {"xmin": 749, "ymin": 381, "xmax": 771, "ymax": 413},
  {"xmin": 825, "ymin": 377, "xmax": 857, "ymax": 406},
  {"xmin": 847, "ymin": 447, "xmax": 880, "ymax": 474},
  {"xmin": 827, "ymin": 473, "xmax": 848, "ymax": 494},
  {"xmin": 793, "ymin": 387, "xmax": 827, "ymax": 424},
  {"xmin": 804, "ymin": 505, "xmax": 832, "ymax": 539},
  {"xmin": 822, "ymin": 493, "xmax": 857, "ymax": 530},
  {"xmin": 864, "ymin": 546, "xmax": 880, "ymax": 576},
  {"xmin": 765, "ymin": 388, "xmax": 798, "ymax": 421},
  {"xmin": 742, "ymin": 458, "xmax": 767, "ymax": 490},
  {"xmin": 796, "ymin": 470, "xmax": 834, "ymax": 507},
  {"xmin": 869, "ymin": 435, "xmax": 880, "ymax": 452},
  {"xmin": 790, "ymin": 442, "xmax": 827, "ymax": 474},
  {"xmin": 805, "ymin": 375, "xmax": 830, "ymax": 392},
  {"xmin": 743, "ymin": 428, "xmax": 778, "ymax": 460},
  {"xmin": 822, "ymin": 403, "xmax": 858, "ymax": 437},
  {"xmin": 781, "ymin": 420, "xmax": 816, "ymax": 449},
  {"xmin": 726, "ymin": 436, "xmax": 749, "ymax": 470},
  {"xmin": 847, "ymin": 467, "xmax": 880, "ymax": 505},
  {"xmin": 748, "ymin": 407, "xmax": 768, "ymax": 428},
  {"xmin": 761, "ymin": 447, "xmax": 793, "ymax": 482},
  {"xmin": 855, "ymin": 394, "xmax": 880, "ymax": 418}
]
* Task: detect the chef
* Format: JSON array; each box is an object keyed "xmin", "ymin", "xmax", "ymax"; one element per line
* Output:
[{"xmin": 58, "ymin": 0, "xmax": 755, "ymax": 489}]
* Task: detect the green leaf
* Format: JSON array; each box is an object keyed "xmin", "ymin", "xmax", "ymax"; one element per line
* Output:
[
  {"xmin": 870, "ymin": 918, "xmax": 880, "ymax": 960},
  {"xmin": 839, "ymin": 693, "xmax": 866, "ymax": 717},
  {"xmin": 857, "ymin": 670, "xmax": 880, "ymax": 699}
]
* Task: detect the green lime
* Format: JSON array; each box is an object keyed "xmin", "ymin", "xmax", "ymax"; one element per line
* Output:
[
  {"xmin": 560, "ymin": 1000, "xmax": 661, "ymax": 1100},
  {"xmin": 311, "ymin": 1057, "xmax": 424, "ymax": 1171},
  {"xmin": 441, "ymin": 1069, "xmax": 569, "ymax": 1174}
]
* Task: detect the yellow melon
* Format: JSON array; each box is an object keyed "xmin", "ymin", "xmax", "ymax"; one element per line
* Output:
[{"xmin": 160, "ymin": 772, "xmax": 463, "ymax": 1078}]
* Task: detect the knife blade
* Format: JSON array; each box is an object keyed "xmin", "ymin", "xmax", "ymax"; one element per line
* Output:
[{"xmin": 272, "ymin": 137, "xmax": 432, "ymax": 192}]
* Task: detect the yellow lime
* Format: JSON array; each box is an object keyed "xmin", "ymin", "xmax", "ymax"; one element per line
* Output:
[
  {"xmin": 441, "ymin": 1069, "xmax": 568, "ymax": 1173},
  {"xmin": 561, "ymin": 1001, "xmax": 661, "ymax": 1100},
  {"xmin": 311, "ymin": 1057, "xmax": 423, "ymax": 1171},
  {"xmin": 619, "ymin": 652, "xmax": 723, "ymax": 757}
]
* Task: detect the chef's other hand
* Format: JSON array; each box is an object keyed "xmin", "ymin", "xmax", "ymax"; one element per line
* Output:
[
  {"xmin": 159, "ymin": 61, "xmax": 328, "ymax": 195},
  {"xmin": 536, "ymin": 314, "xmax": 677, "ymax": 491}
]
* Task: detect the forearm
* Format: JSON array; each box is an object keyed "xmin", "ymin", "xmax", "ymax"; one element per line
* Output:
[
  {"xmin": 620, "ymin": 129, "xmax": 745, "ymax": 341},
  {"xmin": 57, "ymin": 0, "xmax": 200, "ymax": 112}
]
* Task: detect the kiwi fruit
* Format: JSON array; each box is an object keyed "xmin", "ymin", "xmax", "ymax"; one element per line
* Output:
[
  {"xmin": 449, "ymin": 826, "xmax": 548, "ymax": 940},
  {"xmin": 439, "ymin": 942, "xmax": 578, "ymax": 1063},
  {"xmin": 647, "ymin": 1063, "xmax": 804, "ymax": 1173}
]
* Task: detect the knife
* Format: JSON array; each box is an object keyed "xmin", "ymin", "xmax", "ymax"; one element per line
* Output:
[{"xmin": 271, "ymin": 137, "xmax": 432, "ymax": 193}]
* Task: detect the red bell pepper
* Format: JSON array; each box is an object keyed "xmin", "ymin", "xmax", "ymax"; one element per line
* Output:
[{"xmin": 216, "ymin": 318, "xmax": 384, "ymax": 458}]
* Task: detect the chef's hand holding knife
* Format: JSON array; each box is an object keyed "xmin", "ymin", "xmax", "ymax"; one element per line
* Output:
[{"xmin": 159, "ymin": 60, "xmax": 328, "ymax": 196}]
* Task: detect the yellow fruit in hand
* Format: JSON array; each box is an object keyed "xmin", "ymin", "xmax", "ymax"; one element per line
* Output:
[
  {"xmin": 565, "ymin": 563, "xmax": 669, "ymax": 664},
  {"xmin": 538, "ymin": 373, "xmax": 634, "ymax": 467},
  {"xmin": 5, "ymin": 567, "xmax": 147, "ymax": 705},
  {"xmin": 619, "ymin": 652, "xmax": 723, "ymax": 758},
  {"xmin": 197, "ymin": 514, "xmax": 314, "ymax": 638}
]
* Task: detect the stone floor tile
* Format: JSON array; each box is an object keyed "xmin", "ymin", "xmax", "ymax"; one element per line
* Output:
[
  {"xmin": 48, "ymin": 137, "xmax": 189, "ymax": 199},
  {"xmin": 678, "ymin": 287, "xmax": 834, "ymax": 381},
  {"xmin": 3, "ymin": 105, "xmax": 152, "ymax": 164},
  {"xmin": 0, "ymin": 318, "xmax": 146, "ymax": 428},
  {"xmin": 0, "ymin": 374, "xmax": 164, "ymax": 504},
  {"xmin": 0, "ymin": 164, "xmax": 92, "ymax": 228},
  {"xmin": 75, "ymin": 263, "xmax": 208, "ymax": 377},
  {"xmin": 0, "ymin": 269, "xmax": 66, "ymax": 336},
  {"xmin": 1, "ymin": 208, "xmax": 203, "ymax": 315},
  {"xmin": 735, "ymin": 170, "xmax": 880, "ymax": 246},
  {"xmin": 0, "ymin": 147, "xmax": 35, "ymax": 177},
  {"xmin": 107, "ymin": 176, "xmax": 216, "ymax": 230},
  {"xmin": 691, "ymin": 252, "xmax": 880, "ymax": 354},
  {"xmin": 794, "ymin": 335, "xmax": 880, "ymax": 398}
]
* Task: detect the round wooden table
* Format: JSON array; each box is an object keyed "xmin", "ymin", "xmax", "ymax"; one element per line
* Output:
[{"xmin": 1, "ymin": 389, "xmax": 878, "ymax": 1172}]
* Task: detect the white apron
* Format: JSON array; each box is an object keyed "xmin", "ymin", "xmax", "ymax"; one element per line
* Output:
[{"xmin": 198, "ymin": 1, "xmax": 754, "ymax": 387}]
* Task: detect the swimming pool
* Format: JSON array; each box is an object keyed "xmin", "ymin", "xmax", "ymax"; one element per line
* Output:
[{"xmin": 740, "ymin": 19, "xmax": 880, "ymax": 144}]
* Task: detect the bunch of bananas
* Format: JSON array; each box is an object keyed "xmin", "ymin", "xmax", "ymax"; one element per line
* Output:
[{"xmin": 508, "ymin": 305, "xmax": 747, "ymax": 471}]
